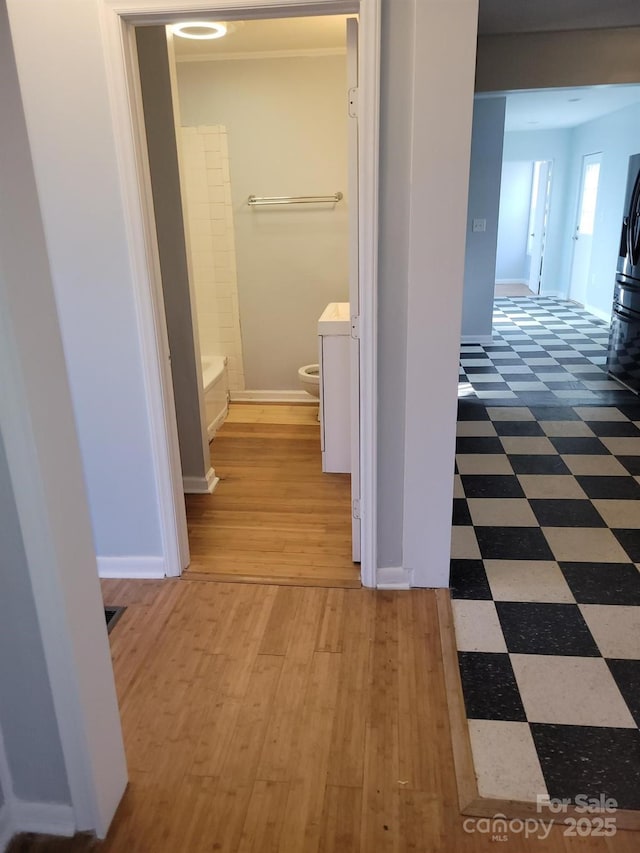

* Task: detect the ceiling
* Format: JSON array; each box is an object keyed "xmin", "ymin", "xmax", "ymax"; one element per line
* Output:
[
  {"xmin": 502, "ymin": 84, "xmax": 640, "ymax": 132},
  {"xmin": 171, "ymin": 15, "xmax": 347, "ymax": 59},
  {"xmin": 478, "ymin": 0, "xmax": 640, "ymax": 35}
]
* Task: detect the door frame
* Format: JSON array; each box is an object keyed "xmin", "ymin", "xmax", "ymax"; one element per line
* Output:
[
  {"xmin": 99, "ymin": 0, "xmax": 380, "ymax": 587},
  {"xmin": 527, "ymin": 159, "xmax": 552, "ymax": 295}
]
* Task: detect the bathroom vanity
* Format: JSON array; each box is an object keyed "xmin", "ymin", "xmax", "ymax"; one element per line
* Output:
[{"xmin": 318, "ymin": 302, "xmax": 351, "ymax": 473}]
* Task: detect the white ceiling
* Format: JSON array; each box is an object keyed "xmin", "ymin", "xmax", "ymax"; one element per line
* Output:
[
  {"xmin": 502, "ymin": 85, "xmax": 640, "ymax": 132},
  {"xmin": 479, "ymin": 0, "xmax": 640, "ymax": 35},
  {"xmin": 171, "ymin": 15, "xmax": 347, "ymax": 59}
]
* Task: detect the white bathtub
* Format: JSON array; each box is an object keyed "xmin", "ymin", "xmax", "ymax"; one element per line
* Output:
[{"xmin": 201, "ymin": 356, "xmax": 229, "ymax": 441}]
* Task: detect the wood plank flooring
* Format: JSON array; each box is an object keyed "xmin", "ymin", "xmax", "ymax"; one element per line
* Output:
[
  {"xmin": 185, "ymin": 404, "xmax": 359, "ymax": 587},
  {"xmin": 9, "ymin": 579, "xmax": 638, "ymax": 852}
]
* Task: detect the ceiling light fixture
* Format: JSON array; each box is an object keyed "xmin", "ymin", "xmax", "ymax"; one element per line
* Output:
[{"xmin": 170, "ymin": 21, "xmax": 227, "ymax": 40}]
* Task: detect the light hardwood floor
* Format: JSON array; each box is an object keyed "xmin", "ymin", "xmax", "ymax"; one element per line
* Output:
[
  {"xmin": 9, "ymin": 579, "xmax": 637, "ymax": 852},
  {"xmin": 185, "ymin": 404, "xmax": 359, "ymax": 588}
]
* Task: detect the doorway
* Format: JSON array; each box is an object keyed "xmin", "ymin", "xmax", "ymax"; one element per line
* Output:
[
  {"xmin": 569, "ymin": 151, "xmax": 602, "ymax": 307},
  {"xmin": 105, "ymin": 0, "xmax": 379, "ymax": 587},
  {"xmin": 527, "ymin": 159, "xmax": 552, "ymax": 295}
]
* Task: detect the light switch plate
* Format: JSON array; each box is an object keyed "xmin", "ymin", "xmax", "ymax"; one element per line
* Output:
[{"xmin": 472, "ymin": 218, "xmax": 487, "ymax": 233}]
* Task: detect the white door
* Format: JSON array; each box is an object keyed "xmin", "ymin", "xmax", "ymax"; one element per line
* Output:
[
  {"xmin": 569, "ymin": 153, "xmax": 602, "ymax": 306},
  {"xmin": 527, "ymin": 160, "xmax": 551, "ymax": 295},
  {"xmin": 346, "ymin": 17, "xmax": 361, "ymax": 563}
]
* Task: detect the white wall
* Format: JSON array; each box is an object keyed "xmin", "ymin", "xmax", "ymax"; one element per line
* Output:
[
  {"xmin": 403, "ymin": 0, "xmax": 478, "ymax": 585},
  {"xmin": 461, "ymin": 97, "xmax": 506, "ymax": 341},
  {"xmin": 496, "ymin": 161, "xmax": 533, "ymax": 282},
  {"xmin": 476, "ymin": 28, "xmax": 640, "ymax": 93},
  {"xmin": 177, "ymin": 54, "xmax": 348, "ymax": 390},
  {"xmin": 1, "ymin": 0, "xmax": 126, "ymax": 833},
  {"xmin": 563, "ymin": 101, "xmax": 640, "ymax": 318},
  {"xmin": 502, "ymin": 129, "xmax": 573, "ymax": 296},
  {"xmin": 6, "ymin": 0, "xmax": 163, "ymax": 563}
]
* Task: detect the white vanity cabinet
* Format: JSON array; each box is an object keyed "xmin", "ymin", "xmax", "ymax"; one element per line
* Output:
[{"xmin": 318, "ymin": 303, "xmax": 351, "ymax": 473}]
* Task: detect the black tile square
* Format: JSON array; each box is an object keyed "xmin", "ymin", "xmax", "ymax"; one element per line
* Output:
[
  {"xmin": 559, "ymin": 562, "xmax": 640, "ymax": 605},
  {"xmin": 460, "ymin": 475, "xmax": 524, "ymax": 499},
  {"xmin": 509, "ymin": 455, "xmax": 571, "ymax": 475},
  {"xmin": 548, "ymin": 437, "xmax": 610, "ymax": 455},
  {"xmin": 530, "ymin": 723, "xmax": 640, "ymax": 810},
  {"xmin": 452, "ymin": 498, "xmax": 472, "ymax": 526},
  {"xmin": 531, "ymin": 404, "xmax": 580, "ymax": 421},
  {"xmin": 618, "ymin": 456, "xmax": 640, "ymax": 475},
  {"xmin": 576, "ymin": 476, "xmax": 640, "ymax": 500},
  {"xmin": 546, "ymin": 381, "xmax": 590, "ymax": 392},
  {"xmin": 457, "ymin": 401, "xmax": 490, "ymax": 421},
  {"xmin": 495, "ymin": 602, "xmax": 600, "ymax": 656},
  {"xmin": 458, "ymin": 652, "xmax": 527, "ymax": 721},
  {"xmin": 465, "ymin": 365, "xmax": 500, "ymax": 374},
  {"xmin": 449, "ymin": 559, "xmax": 492, "ymax": 600},
  {"xmin": 455, "ymin": 436, "xmax": 505, "ymax": 454},
  {"xmin": 493, "ymin": 421, "xmax": 545, "ymax": 437},
  {"xmin": 616, "ymin": 404, "xmax": 640, "ymax": 421},
  {"xmin": 528, "ymin": 499, "xmax": 606, "ymax": 528},
  {"xmin": 611, "ymin": 529, "xmax": 640, "ymax": 562},
  {"xmin": 606, "ymin": 660, "xmax": 640, "ymax": 727},
  {"xmin": 475, "ymin": 527, "xmax": 554, "ymax": 561}
]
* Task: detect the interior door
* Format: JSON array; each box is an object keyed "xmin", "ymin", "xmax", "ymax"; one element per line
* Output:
[
  {"xmin": 346, "ymin": 16, "xmax": 360, "ymax": 563},
  {"xmin": 569, "ymin": 152, "xmax": 602, "ymax": 306},
  {"xmin": 527, "ymin": 160, "xmax": 551, "ymax": 295}
]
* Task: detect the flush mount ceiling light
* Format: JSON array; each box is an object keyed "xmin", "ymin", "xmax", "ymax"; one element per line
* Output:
[{"xmin": 170, "ymin": 21, "xmax": 227, "ymax": 39}]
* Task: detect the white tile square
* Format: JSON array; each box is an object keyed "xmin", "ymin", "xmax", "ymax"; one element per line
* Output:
[
  {"xmin": 579, "ymin": 605, "xmax": 640, "ymax": 659},
  {"xmin": 450, "ymin": 525, "xmax": 481, "ymax": 559},
  {"xmin": 456, "ymin": 421, "xmax": 497, "ymax": 437},
  {"xmin": 486, "ymin": 407, "xmax": 534, "ymax": 421},
  {"xmin": 468, "ymin": 720, "xmax": 547, "ymax": 802},
  {"xmin": 451, "ymin": 600, "xmax": 507, "ymax": 652},
  {"xmin": 573, "ymin": 407, "xmax": 629, "ymax": 422},
  {"xmin": 484, "ymin": 561, "xmax": 574, "ymax": 603},
  {"xmin": 510, "ymin": 655, "xmax": 636, "ymax": 727}
]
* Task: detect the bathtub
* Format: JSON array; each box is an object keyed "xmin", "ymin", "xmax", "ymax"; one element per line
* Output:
[{"xmin": 201, "ymin": 356, "xmax": 229, "ymax": 441}]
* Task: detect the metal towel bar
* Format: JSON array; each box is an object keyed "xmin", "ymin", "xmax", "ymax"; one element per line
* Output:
[{"xmin": 247, "ymin": 192, "xmax": 343, "ymax": 206}]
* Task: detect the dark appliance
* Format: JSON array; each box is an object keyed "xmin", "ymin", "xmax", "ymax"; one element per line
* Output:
[{"xmin": 607, "ymin": 153, "xmax": 640, "ymax": 393}]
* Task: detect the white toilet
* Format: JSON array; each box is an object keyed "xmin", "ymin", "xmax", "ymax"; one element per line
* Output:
[{"xmin": 298, "ymin": 363, "xmax": 320, "ymax": 399}]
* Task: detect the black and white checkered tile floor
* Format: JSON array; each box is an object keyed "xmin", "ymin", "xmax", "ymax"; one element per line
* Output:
[
  {"xmin": 452, "ymin": 297, "xmax": 640, "ymax": 810},
  {"xmin": 459, "ymin": 296, "xmax": 635, "ymax": 405}
]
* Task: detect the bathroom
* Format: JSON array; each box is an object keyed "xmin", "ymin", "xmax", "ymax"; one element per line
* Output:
[
  {"xmin": 174, "ymin": 15, "xmax": 350, "ymax": 403},
  {"xmin": 143, "ymin": 15, "xmax": 359, "ymax": 583}
]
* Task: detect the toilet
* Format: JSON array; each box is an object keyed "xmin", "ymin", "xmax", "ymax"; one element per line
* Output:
[{"xmin": 298, "ymin": 363, "xmax": 320, "ymax": 399}]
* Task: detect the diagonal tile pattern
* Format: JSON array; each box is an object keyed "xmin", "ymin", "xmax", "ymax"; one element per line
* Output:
[{"xmin": 452, "ymin": 297, "xmax": 640, "ymax": 812}]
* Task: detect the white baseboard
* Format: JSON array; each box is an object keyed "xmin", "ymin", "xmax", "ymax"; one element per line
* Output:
[
  {"xmin": 0, "ymin": 800, "xmax": 76, "ymax": 850},
  {"xmin": 0, "ymin": 803, "xmax": 13, "ymax": 852},
  {"xmin": 183, "ymin": 467, "xmax": 219, "ymax": 494},
  {"xmin": 230, "ymin": 389, "xmax": 317, "ymax": 404},
  {"xmin": 460, "ymin": 334, "xmax": 493, "ymax": 345},
  {"xmin": 495, "ymin": 278, "xmax": 528, "ymax": 285},
  {"xmin": 376, "ymin": 566, "xmax": 412, "ymax": 590},
  {"xmin": 97, "ymin": 555, "xmax": 166, "ymax": 579},
  {"xmin": 540, "ymin": 289, "xmax": 568, "ymax": 299}
]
